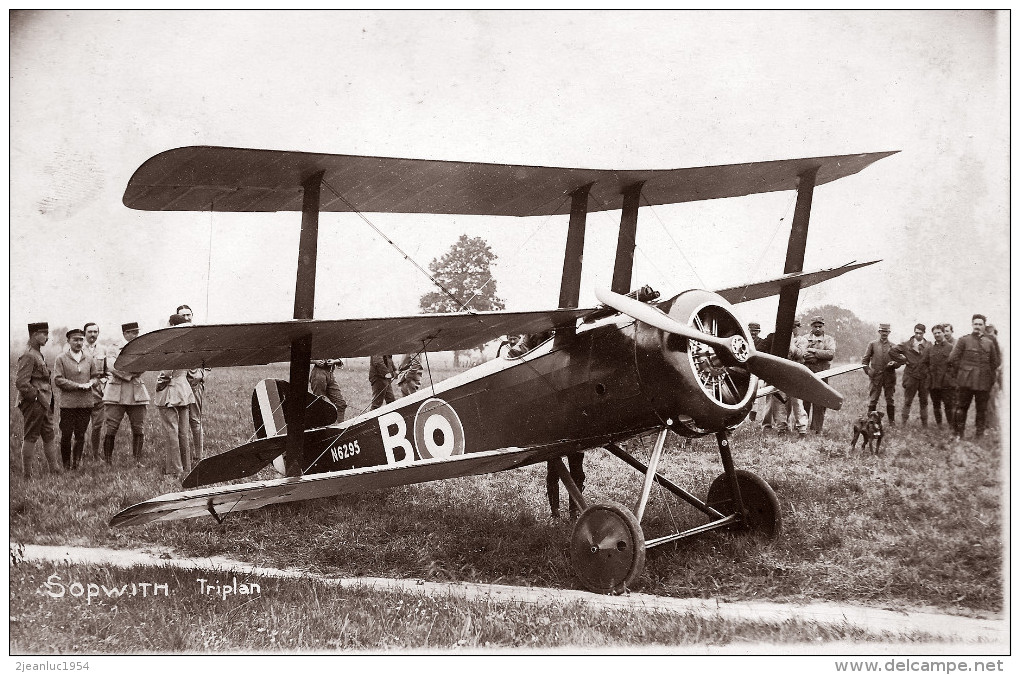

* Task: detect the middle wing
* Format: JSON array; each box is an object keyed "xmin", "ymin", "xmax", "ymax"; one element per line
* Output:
[
  {"xmin": 116, "ymin": 307, "xmax": 592, "ymax": 371},
  {"xmin": 116, "ymin": 261, "xmax": 877, "ymax": 371}
]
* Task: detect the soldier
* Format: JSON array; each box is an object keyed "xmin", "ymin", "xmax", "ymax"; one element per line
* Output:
[
  {"xmin": 948, "ymin": 314, "xmax": 1000, "ymax": 439},
  {"xmin": 82, "ymin": 322, "xmax": 108, "ymax": 459},
  {"xmin": 862, "ymin": 323, "xmax": 897, "ymax": 425},
  {"xmin": 889, "ymin": 323, "xmax": 931, "ymax": 426},
  {"xmin": 395, "ymin": 353, "xmax": 424, "ymax": 396},
  {"xmin": 155, "ymin": 314, "xmax": 196, "ymax": 477},
  {"xmin": 923, "ymin": 324, "xmax": 955, "ymax": 428},
  {"xmin": 177, "ymin": 307, "xmax": 207, "ymax": 466},
  {"xmin": 368, "ymin": 354, "xmax": 397, "ymax": 409},
  {"xmin": 984, "ymin": 323, "xmax": 1001, "ymax": 431},
  {"xmin": 802, "ymin": 316, "xmax": 835, "ymax": 434},
  {"xmin": 102, "ymin": 322, "xmax": 150, "ymax": 463},
  {"xmin": 770, "ymin": 320, "xmax": 808, "ymax": 437},
  {"xmin": 53, "ymin": 328, "xmax": 102, "ymax": 469},
  {"xmin": 310, "ymin": 359, "xmax": 348, "ymax": 421},
  {"xmin": 16, "ymin": 322, "xmax": 62, "ymax": 477},
  {"xmin": 747, "ymin": 322, "xmax": 772, "ymax": 426},
  {"xmin": 940, "ymin": 322, "xmax": 957, "ymax": 418}
]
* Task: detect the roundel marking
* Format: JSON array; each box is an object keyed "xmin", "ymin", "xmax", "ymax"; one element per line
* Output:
[{"xmin": 413, "ymin": 398, "xmax": 465, "ymax": 460}]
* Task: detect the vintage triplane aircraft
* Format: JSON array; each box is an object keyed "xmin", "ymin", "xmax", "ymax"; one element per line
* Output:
[{"xmin": 111, "ymin": 146, "xmax": 895, "ymax": 593}]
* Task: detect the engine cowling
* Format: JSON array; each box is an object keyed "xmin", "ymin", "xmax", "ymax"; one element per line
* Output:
[{"xmin": 633, "ymin": 289, "xmax": 758, "ymax": 436}]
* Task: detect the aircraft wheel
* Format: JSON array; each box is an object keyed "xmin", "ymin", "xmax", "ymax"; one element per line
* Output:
[
  {"xmin": 706, "ymin": 469, "xmax": 782, "ymax": 538},
  {"xmin": 569, "ymin": 501, "xmax": 646, "ymax": 594}
]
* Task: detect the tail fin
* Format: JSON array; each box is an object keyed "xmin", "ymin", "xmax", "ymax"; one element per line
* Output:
[{"xmin": 251, "ymin": 379, "xmax": 339, "ymax": 439}]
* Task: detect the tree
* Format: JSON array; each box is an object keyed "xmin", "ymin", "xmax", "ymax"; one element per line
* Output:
[{"xmin": 420, "ymin": 235, "xmax": 505, "ymax": 366}]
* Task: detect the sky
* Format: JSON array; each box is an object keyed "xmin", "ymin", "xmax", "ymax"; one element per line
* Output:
[{"xmin": 8, "ymin": 10, "xmax": 1010, "ymax": 351}]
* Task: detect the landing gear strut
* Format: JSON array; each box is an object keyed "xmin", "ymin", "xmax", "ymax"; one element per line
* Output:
[{"xmin": 565, "ymin": 428, "xmax": 782, "ymax": 593}]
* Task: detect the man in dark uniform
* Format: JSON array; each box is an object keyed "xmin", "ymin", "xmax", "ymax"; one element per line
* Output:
[
  {"xmin": 310, "ymin": 359, "xmax": 348, "ymax": 421},
  {"xmin": 862, "ymin": 323, "xmax": 897, "ymax": 425},
  {"xmin": 395, "ymin": 353, "xmax": 424, "ymax": 396},
  {"xmin": 16, "ymin": 322, "xmax": 62, "ymax": 477},
  {"xmin": 948, "ymin": 314, "xmax": 1000, "ymax": 439},
  {"xmin": 802, "ymin": 316, "xmax": 835, "ymax": 434},
  {"xmin": 102, "ymin": 322, "xmax": 150, "ymax": 463},
  {"xmin": 890, "ymin": 323, "xmax": 931, "ymax": 426},
  {"xmin": 368, "ymin": 354, "xmax": 397, "ymax": 409},
  {"xmin": 923, "ymin": 324, "xmax": 955, "ymax": 428}
]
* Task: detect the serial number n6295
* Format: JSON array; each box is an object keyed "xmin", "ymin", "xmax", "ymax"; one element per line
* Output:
[{"xmin": 330, "ymin": 440, "xmax": 361, "ymax": 463}]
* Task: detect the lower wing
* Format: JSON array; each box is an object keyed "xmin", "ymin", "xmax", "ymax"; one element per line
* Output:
[{"xmin": 112, "ymin": 444, "xmax": 561, "ymax": 528}]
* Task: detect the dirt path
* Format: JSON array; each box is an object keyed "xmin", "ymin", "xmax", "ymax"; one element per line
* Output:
[{"xmin": 14, "ymin": 543, "xmax": 1006, "ymax": 649}]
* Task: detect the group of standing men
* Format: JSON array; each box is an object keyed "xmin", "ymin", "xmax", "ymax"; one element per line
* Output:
[
  {"xmin": 863, "ymin": 314, "xmax": 1001, "ymax": 439},
  {"xmin": 15, "ymin": 304, "xmax": 207, "ymax": 479},
  {"xmin": 751, "ymin": 315, "xmax": 836, "ymax": 437},
  {"xmin": 748, "ymin": 312, "xmax": 1002, "ymax": 441}
]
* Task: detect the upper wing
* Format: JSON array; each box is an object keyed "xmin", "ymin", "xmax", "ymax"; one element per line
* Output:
[
  {"xmin": 124, "ymin": 146, "xmax": 898, "ymax": 216},
  {"xmin": 111, "ymin": 444, "xmax": 557, "ymax": 528},
  {"xmin": 115, "ymin": 307, "xmax": 592, "ymax": 371},
  {"xmin": 715, "ymin": 261, "xmax": 880, "ymax": 305}
]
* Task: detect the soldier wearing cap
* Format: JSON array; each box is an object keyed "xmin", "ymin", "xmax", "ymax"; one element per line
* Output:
[
  {"xmin": 747, "ymin": 322, "xmax": 772, "ymax": 426},
  {"xmin": 923, "ymin": 324, "xmax": 955, "ymax": 428},
  {"xmin": 177, "ymin": 305, "xmax": 207, "ymax": 466},
  {"xmin": 948, "ymin": 314, "xmax": 1000, "ymax": 439},
  {"xmin": 156, "ymin": 314, "xmax": 196, "ymax": 477},
  {"xmin": 802, "ymin": 316, "xmax": 835, "ymax": 434},
  {"xmin": 769, "ymin": 319, "xmax": 809, "ymax": 436},
  {"xmin": 16, "ymin": 322, "xmax": 62, "ymax": 477},
  {"xmin": 862, "ymin": 323, "xmax": 898, "ymax": 424},
  {"xmin": 53, "ymin": 328, "xmax": 102, "ymax": 469},
  {"xmin": 82, "ymin": 322, "xmax": 108, "ymax": 458},
  {"xmin": 102, "ymin": 322, "xmax": 150, "ymax": 463},
  {"xmin": 890, "ymin": 323, "xmax": 931, "ymax": 426}
]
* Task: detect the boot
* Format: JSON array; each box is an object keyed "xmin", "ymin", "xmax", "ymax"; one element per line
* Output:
[
  {"xmin": 20, "ymin": 440, "xmax": 35, "ymax": 479},
  {"xmin": 132, "ymin": 432, "xmax": 145, "ymax": 461},
  {"xmin": 886, "ymin": 405, "xmax": 895, "ymax": 427},
  {"xmin": 103, "ymin": 434, "xmax": 116, "ymax": 463},
  {"xmin": 43, "ymin": 438, "xmax": 63, "ymax": 474}
]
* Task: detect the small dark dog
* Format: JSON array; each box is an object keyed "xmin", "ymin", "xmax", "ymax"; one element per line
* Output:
[{"xmin": 851, "ymin": 410, "xmax": 885, "ymax": 454}]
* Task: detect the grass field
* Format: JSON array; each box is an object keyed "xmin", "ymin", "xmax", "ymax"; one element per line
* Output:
[
  {"xmin": 9, "ymin": 559, "xmax": 946, "ymax": 652},
  {"xmin": 9, "ymin": 360, "xmax": 1005, "ymax": 651}
]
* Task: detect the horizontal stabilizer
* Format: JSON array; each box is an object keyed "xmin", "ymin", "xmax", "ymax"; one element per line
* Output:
[
  {"xmin": 715, "ymin": 261, "xmax": 880, "ymax": 305},
  {"xmin": 124, "ymin": 146, "xmax": 898, "ymax": 215},
  {"xmin": 116, "ymin": 307, "xmax": 592, "ymax": 371},
  {"xmin": 182, "ymin": 427, "xmax": 343, "ymax": 489}
]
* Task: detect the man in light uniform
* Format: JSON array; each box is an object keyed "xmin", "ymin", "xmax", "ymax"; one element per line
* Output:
[
  {"xmin": 769, "ymin": 320, "xmax": 808, "ymax": 437},
  {"xmin": 82, "ymin": 322, "xmax": 108, "ymax": 459},
  {"xmin": 102, "ymin": 322, "xmax": 150, "ymax": 463},
  {"xmin": 54, "ymin": 328, "xmax": 102, "ymax": 469},
  {"xmin": 178, "ymin": 305, "xmax": 207, "ymax": 465},
  {"xmin": 802, "ymin": 316, "xmax": 835, "ymax": 434}
]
